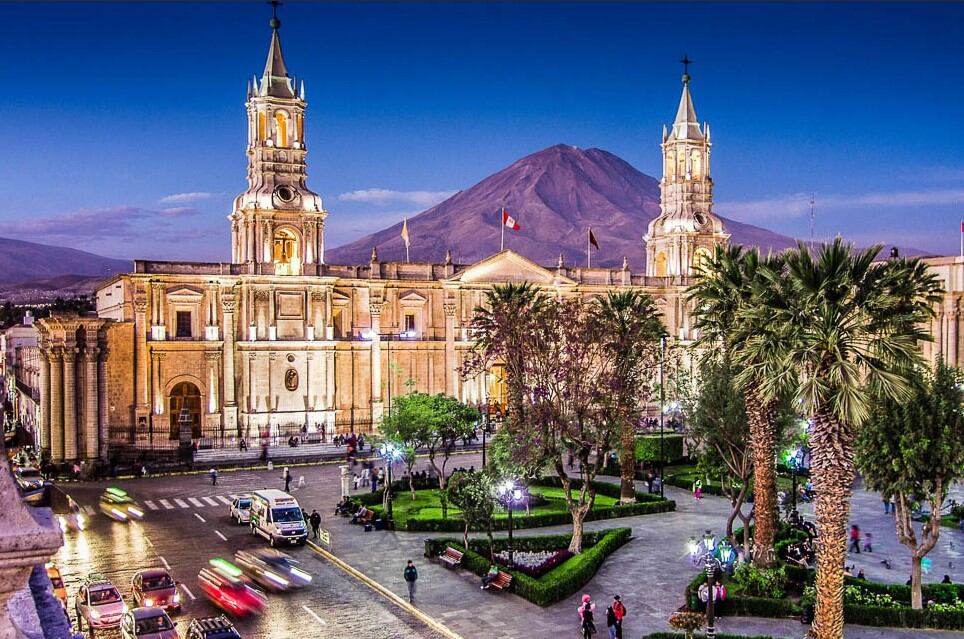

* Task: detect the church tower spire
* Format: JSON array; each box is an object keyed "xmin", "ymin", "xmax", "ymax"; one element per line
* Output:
[
  {"xmin": 644, "ymin": 57, "xmax": 728, "ymax": 278},
  {"xmin": 230, "ymin": 5, "xmax": 327, "ymax": 272}
]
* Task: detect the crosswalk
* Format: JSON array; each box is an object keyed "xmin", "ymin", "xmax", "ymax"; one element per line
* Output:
[{"xmin": 141, "ymin": 494, "xmax": 238, "ymax": 511}]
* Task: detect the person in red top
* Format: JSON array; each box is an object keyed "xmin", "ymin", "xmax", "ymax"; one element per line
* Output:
[{"xmin": 611, "ymin": 594, "xmax": 626, "ymax": 638}]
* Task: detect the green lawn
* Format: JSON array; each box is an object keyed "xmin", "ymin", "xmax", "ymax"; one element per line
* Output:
[
  {"xmin": 665, "ymin": 463, "xmax": 797, "ymax": 494},
  {"xmin": 380, "ymin": 485, "xmax": 619, "ymax": 528}
]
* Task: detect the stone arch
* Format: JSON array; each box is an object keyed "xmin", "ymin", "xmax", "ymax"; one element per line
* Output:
[
  {"xmin": 166, "ymin": 377, "xmax": 205, "ymax": 440},
  {"xmin": 274, "ymin": 110, "xmax": 289, "ymax": 147},
  {"xmin": 655, "ymin": 251, "xmax": 668, "ymax": 277},
  {"xmin": 272, "ymin": 226, "xmax": 301, "ymax": 275}
]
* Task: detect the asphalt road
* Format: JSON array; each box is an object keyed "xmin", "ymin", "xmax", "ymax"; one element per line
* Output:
[{"xmin": 56, "ymin": 460, "xmax": 455, "ymax": 639}]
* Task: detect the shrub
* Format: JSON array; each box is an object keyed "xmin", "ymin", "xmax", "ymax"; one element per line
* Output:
[
  {"xmin": 424, "ymin": 528, "xmax": 631, "ymax": 607},
  {"xmin": 636, "ymin": 433, "xmax": 684, "ymax": 463},
  {"xmin": 732, "ymin": 563, "xmax": 787, "ymax": 599}
]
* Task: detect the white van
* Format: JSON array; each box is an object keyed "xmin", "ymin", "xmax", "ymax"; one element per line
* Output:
[{"xmin": 249, "ymin": 490, "xmax": 307, "ymax": 547}]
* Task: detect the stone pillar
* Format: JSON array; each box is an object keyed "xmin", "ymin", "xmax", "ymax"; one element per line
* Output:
[
  {"xmin": 39, "ymin": 354, "xmax": 50, "ymax": 457},
  {"xmin": 948, "ymin": 309, "xmax": 959, "ymax": 367},
  {"xmin": 48, "ymin": 350, "xmax": 63, "ymax": 463},
  {"xmin": 84, "ymin": 344, "xmax": 99, "ymax": 462},
  {"xmin": 262, "ymin": 220, "xmax": 273, "ymax": 263},
  {"xmin": 0, "ymin": 455, "xmax": 63, "ymax": 639},
  {"xmin": 443, "ymin": 303, "xmax": 457, "ymax": 397},
  {"xmin": 339, "ymin": 465, "xmax": 350, "ymax": 498},
  {"xmin": 325, "ymin": 351, "xmax": 335, "ymax": 410},
  {"xmin": 247, "ymin": 219, "xmax": 256, "ymax": 264},
  {"xmin": 318, "ymin": 220, "xmax": 326, "ymax": 266},
  {"xmin": 134, "ymin": 294, "xmax": 150, "ymax": 414},
  {"xmin": 62, "ymin": 348, "xmax": 77, "ymax": 461},
  {"xmin": 370, "ymin": 304, "xmax": 383, "ymax": 422},
  {"xmin": 325, "ymin": 287, "xmax": 334, "ymax": 340},
  {"xmin": 206, "ymin": 353, "xmax": 220, "ymax": 414},
  {"xmin": 248, "ymin": 353, "xmax": 258, "ymax": 413},
  {"xmin": 221, "ymin": 290, "xmax": 238, "ymax": 431},
  {"xmin": 934, "ymin": 309, "xmax": 944, "ymax": 360},
  {"xmin": 151, "ymin": 353, "xmax": 163, "ymax": 446}
]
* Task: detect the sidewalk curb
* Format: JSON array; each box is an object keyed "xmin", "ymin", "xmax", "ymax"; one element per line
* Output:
[{"xmin": 306, "ymin": 540, "xmax": 464, "ymax": 639}]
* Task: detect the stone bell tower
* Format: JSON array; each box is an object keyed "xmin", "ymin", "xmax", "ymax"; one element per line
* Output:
[
  {"xmin": 645, "ymin": 58, "xmax": 728, "ymax": 277},
  {"xmin": 230, "ymin": 10, "xmax": 327, "ymax": 274}
]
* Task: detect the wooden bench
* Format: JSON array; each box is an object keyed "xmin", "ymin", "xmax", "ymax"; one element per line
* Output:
[
  {"xmin": 486, "ymin": 571, "xmax": 513, "ymax": 591},
  {"xmin": 438, "ymin": 547, "xmax": 463, "ymax": 568},
  {"xmin": 352, "ymin": 509, "xmax": 375, "ymax": 526}
]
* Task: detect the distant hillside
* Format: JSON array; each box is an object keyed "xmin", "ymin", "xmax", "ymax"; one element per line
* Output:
[
  {"xmin": 327, "ymin": 144, "xmax": 799, "ymax": 268},
  {"xmin": 0, "ymin": 237, "xmax": 129, "ymax": 284}
]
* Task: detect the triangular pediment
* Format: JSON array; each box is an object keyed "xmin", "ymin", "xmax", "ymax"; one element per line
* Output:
[
  {"xmin": 447, "ymin": 250, "xmax": 575, "ymax": 285},
  {"xmin": 166, "ymin": 285, "xmax": 204, "ymax": 299},
  {"xmin": 399, "ymin": 290, "xmax": 428, "ymax": 305}
]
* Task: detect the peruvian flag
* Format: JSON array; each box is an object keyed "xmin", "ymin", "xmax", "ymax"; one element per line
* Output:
[{"xmin": 502, "ymin": 208, "xmax": 520, "ymax": 230}]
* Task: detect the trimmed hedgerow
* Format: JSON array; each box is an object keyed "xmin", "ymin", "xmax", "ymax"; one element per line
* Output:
[
  {"xmin": 644, "ymin": 634, "xmax": 777, "ymax": 639},
  {"xmin": 424, "ymin": 527, "xmax": 632, "ymax": 607}
]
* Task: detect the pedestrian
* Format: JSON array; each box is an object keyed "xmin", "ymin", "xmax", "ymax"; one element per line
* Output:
[
  {"xmin": 605, "ymin": 605, "xmax": 617, "ymax": 639},
  {"xmin": 352, "ymin": 473, "xmax": 361, "ymax": 490},
  {"xmin": 283, "ymin": 467, "xmax": 292, "ymax": 492},
  {"xmin": 567, "ymin": 452, "xmax": 574, "ymax": 470},
  {"xmin": 693, "ymin": 479, "xmax": 702, "ymax": 501},
  {"xmin": 882, "ymin": 496, "xmax": 891, "ymax": 514},
  {"xmin": 370, "ymin": 473, "xmax": 379, "ymax": 493},
  {"xmin": 309, "ymin": 509, "xmax": 321, "ymax": 539},
  {"xmin": 863, "ymin": 531, "xmax": 873, "ymax": 553},
  {"xmin": 403, "ymin": 560, "xmax": 418, "ymax": 603},
  {"xmin": 611, "ymin": 594, "xmax": 626, "ymax": 638},
  {"xmin": 849, "ymin": 524, "xmax": 861, "ymax": 553},
  {"xmin": 578, "ymin": 594, "xmax": 596, "ymax": 638},
  {"xmin": 209, "ymin": 468, "xmax": 218, "ymax": 486},
  {"xmin": 239, "ymin": 438, "xmax": 247, "ymax": 452}
]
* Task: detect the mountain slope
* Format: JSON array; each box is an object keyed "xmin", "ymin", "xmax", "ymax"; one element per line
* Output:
[
  {"xmin": 327, "ymin": 144, "xmax": 799, "ymax": 268},
  {"xmin": 0, "ymin": 237, "xmax": 130, "ymax": 284}
]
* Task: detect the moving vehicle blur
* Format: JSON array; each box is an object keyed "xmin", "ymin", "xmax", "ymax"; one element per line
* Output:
[
  {"xmin": 197, "ymin": 559, "xmax": 266, "ymax": 617},
  {"xmin": 75, "ymin": 575, "xmax": 126, "ymax": 631},
  {"xmin": 15, "ymin": 466, "xmax": 47, "ymax": 504},
  {"xmin": 233, "ymin": 548, "xmax": 312, "ymax": 591},
  {"xmin": 229, "ymin": 496, "xmax": 251, "ymax": 525},
  {"xmin": 120, "ymin": 607, "xmax": 179, "ymax": 639},
  {"xmin": 132, "ymin": 568, "xmax": 181, "ymax": 612},
  {"xmin": 185, "ymin": 615, "xmax": 242, "ymax": 639},
  {"xmin": 45, "ymin": 563, "xmax": 67, "ymax": 611},
  {"xmin": 99, "ymin": 487, "xmax": 145, "ymax": 521}
]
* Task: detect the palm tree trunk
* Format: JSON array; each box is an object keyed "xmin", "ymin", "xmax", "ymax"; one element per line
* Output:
[
  {"xmin": 809, "ymin": 411, "xmax": 857, "ymax": 639},
  {"xmin": 744, "ymin": 386, "xmax": 777, "ymax": 568},
  {"xmin": 619, "ymin": 416, "xmax": 637, "ymax": 503}
]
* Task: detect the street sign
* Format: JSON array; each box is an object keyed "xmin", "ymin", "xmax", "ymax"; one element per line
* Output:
[{"xmin": 318, "ymin": 528, "xmax": 331, "ymax": 547}]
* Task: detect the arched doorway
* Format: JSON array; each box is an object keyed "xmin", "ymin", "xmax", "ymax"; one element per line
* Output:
[
  {"xmin": 486, "ymin": 364, "xmax": 508, "ymax": 418},
  {"xmin": 273, "ymin": 228, "xmax": 301, "ymax": 275},
  {"xmin": 169, "ymin": 382, "xmax": 201, "ymax": 440},
  {"xmin": 655, "ymin": 251, "xmax": 668, "ymax": 277}
]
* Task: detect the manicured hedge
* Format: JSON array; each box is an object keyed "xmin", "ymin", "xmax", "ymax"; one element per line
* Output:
[
  {"xmin": 369, "ymin": 477, "xmax": 675, "ymax": 532},
  {"xmin": 644, "ymin": 634, "xmax": 776, "ymax": 639},
  {"xmin": 844, "ymin": 604, "xmax": 964, "ymax": 629},
  {"xmin": 424, "ymin": 527, "xmax": 632, "ymax": 607},
  {"xmin": 636, "ymin": 432, "xmax": 684, "ymax": 463}
]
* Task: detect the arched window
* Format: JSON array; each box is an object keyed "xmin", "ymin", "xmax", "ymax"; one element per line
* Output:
[
  {"xmin": 676, "ymin": 152, "xmax": 686, "ymax": 179},
  {"xmin": 258, "ymin": 113, "xmax": 266, "ymax": 141},
  {"xmin": 691, "ymin": 151, "xmax": 702, "ymax": 179},
  {"xmin": 655, "ymin": 251, "xmax": 668, "ymax": 277},
  {"xmin": 296, "ymin": 114, "xmax": 304, "ymax": 143},
  {"xmin": 275, "ymin": 111, "xmax": 289, "ymax": 147},
  {"xmin": 666, "ymin": 151, "xmax": 676, "ymax": 179},
  {"xmin": 273, "ymin": 228, "xmax": 300, "ymax": 275}
]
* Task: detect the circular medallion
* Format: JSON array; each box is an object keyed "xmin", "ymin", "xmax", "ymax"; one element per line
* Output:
[{"xmin": 274, "ymin": 185, "xmax": 296, "ymax": 203}]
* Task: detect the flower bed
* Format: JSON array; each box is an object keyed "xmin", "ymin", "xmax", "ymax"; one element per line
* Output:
[
  {"xmin": 492, "ymin": 548, "xmax": 573, "ymax": 578},
  {"xmin": 424, "ymin": 527, "xmax": 631, "ymax": 607}
]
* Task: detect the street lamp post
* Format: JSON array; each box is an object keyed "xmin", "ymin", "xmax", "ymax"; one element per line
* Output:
[
  {"xmin": 481, "ymin": 403, "xmax": 489, "ymax": 468},
  {"xmin": 379, "ymin": 442, "xmax": 401, "ymax": 526},
  {"xmin": 659, "ymin": 336, "xmax": 666, "ymax": 498},
  {"xmin": 498, "ymin": 479, "xmax": 524, "ymax": 566},
  {"xmin": 703, "ymin": 555, "xmax": 722, "ymax": 639}
]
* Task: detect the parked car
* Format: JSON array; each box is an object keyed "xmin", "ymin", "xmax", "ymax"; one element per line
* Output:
[
  {"xmin": 185, "ymin": 615, "xmax": 242, "ymax": 639},
  {"xmin": 229, "ymin": 496, "xmax": 251, "ymax": 525},
  {"xmin": 75, "ymin": 575, "xmax": 126, "ymax": 631},
  {"xmin": 120, "ymin": 607, "xmax": 179, "ymax": 639},
  {"xmin": 45, "ymin": 563, "xmax": 68, "ymax": 611},
  {"xmin": 131, "ymin": 568, "xmax": 180, "ymax": 612}
]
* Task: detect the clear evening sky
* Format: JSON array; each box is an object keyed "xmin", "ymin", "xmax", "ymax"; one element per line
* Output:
[{"xmin": 2, "ymin": 2, "xmax": 962, "ymax": 260}]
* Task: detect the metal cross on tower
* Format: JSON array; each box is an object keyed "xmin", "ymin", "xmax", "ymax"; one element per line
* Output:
[{"xmin": 680, "ymin": 54, "xmax": 693, "ymax": 77}]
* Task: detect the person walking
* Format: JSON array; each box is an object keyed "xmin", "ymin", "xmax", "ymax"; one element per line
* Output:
[
  {"xmin": 578, "ymin": 594, "xmax": 596, "ymax": 638},
  {"xmin": 611, "ymin": 594, "xmax": 626, "ymax": 638},
  {"xmin": 605, "ymin": 605, "xmax": 617, "ymax": 639},
  {"xmin": 693, "ymin": 479, "xmax": 702, "ymax": 501},
  {"xmin": 283, "ymin": 467, "xmax": 292, "ymax": 492},
  {"xmin": 849, "ymin": 524, "xmax": 861, "ymax": 553},
  {"xmin": 863, "ymin": 531, "xmax": 873, "ymax": 553},
  {"xmin": 309, "ymin": 509, "xmax": 321, "ymax": 539},
  {"xmin": 403, "ymin": 560, "xmax": 418, "ymax": 603},
  {"xmin": 209, "ymin": 468, "xmax": 218, "ymax": 486}
]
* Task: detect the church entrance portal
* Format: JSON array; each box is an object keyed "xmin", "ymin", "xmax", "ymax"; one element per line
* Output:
[{"xmin": 169, "ymin": 382, "xmax": 201, "ymax": 440}]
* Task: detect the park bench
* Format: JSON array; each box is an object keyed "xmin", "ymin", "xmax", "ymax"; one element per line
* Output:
[
  {"xmin": 352, "ymin": 509, "xmax": 375, "ymax": 526},
  {"xmin": 438, "ymin": 547, "xmax": 463, "ymax": 568},
  {"xmin": 486, "ymin": 571, "xmax": 513, "ymax": 591}
]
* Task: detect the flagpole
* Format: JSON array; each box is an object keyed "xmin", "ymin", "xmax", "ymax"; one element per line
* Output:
[
  {"xmin": 960, "ymin": 219, "xmax": 963, "ymax": 258},
  {"xmin": 587, "ymin": 227, "xmax": 591, "ymax": 269},
  {"xmin": 500, "ymin": 207, "xmax": 505, "ymax": 252}
]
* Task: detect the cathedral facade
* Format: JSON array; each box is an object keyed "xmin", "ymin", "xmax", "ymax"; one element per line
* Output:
[{"xmin": 33, "ymin": 21, "xmax": 962, "ymax": 464}]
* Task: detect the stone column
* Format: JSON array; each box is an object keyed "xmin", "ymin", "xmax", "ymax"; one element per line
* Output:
[
  {"xmin": 948, "ymin": 309, "xmax": 959, "ymax": 367},
  {"xmin": 39, "ymin": 354, "xmax": 50, "ymax": 457},
  {"xmin": 151, "ymin": 352, "xmax": 163, "ymax": 441},
  {"xmin": 318, "ymin": 220, "xmax": 326, "ymax": 265},
  {"xmin": 84, "ymin": 344, "xmax": 100, "ymax": 462},
  {"xmin": 262, "ymin": 220, "xmax": 273, "ymax": 263},
  {"xmin": 134, "ymin": 294, "xmax": 150, "ymax": 414},
  {"xmin": 325, "ymin": 287, "xmax": 334, "ymax": 340},
  {"xmin": 62, "ymin": 347, "xmax": 77, "ymax": 462},
  {"xmin": 325, "ymin": 351, "xmax": 335, "ymax": 410},
  {"xmin": 221, "ymin": 290, "xmax": 238, "ymax": 431},
  {"xmin": 934, "ymin": 309, "xmax": 944, "ymax": 360},
  {"xmin": 0, "ymin": 455, "xmax": 63, "ymax": 639},
  {"xmin": 443, "ymin": 303, "xmax": 457, "ymax": 397},
  {"xmin": 48, "ymin": 349, "xmax": 64, "ymax": 463},
  {"xmin": 339, "ymin": 465, "xmax": 350, "ymax": 498},
  {"xmin": 247, "ymin": 219, "xmax": 256, "ymax": 264},
  {"xmin": 370, "ymin": 304, "xmax": 383, "ymax": 422},
  {"xmin": 206, "ymin": 353, "xmax": 220, "ymax": 414},
  {"xmin": 248, "ymin": 353, "xmax": 258, "ymax": 413}
]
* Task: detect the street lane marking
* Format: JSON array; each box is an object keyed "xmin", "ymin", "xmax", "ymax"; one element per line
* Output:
[
  {"xmin": 202, "ymin": 497, "xmax": 219, "ymax": 506},
  {"xmin": 214, "ymin": 530, "xmax": 227, "ymax": 541},
  {"xmin": 180, "ymin": 584, "xmax": 196, "ymax": 601},
  {"xmin": 302, "ymin": 605, "xmax": 327, "ymax": 626},
  {"xmin": 159, "ymin": 499, "xmax": 173, "ymax": 509},
  {"xmin": 194, "ymin": 513, "xmax": 206, "ymax": 523},
  {"xmin": 160, "ymin": 556, "xmax": 171, "ymax": 571},
  {"xmin": 188, "ymin": 497, "xmax": 205, "ymax": 508},
  {"xmin": 228, "ymin": 494, "xmax": 240, "ymax": 500},
  {"xmin": 174, "ymin": 498, "xmax": 189, "ymax": 509},
  {"xmin": 216, "ymin": 496, "xmax": 232, "ymax": 505},
  {"xmin": 144, "ymin": 500, "xmax": 159, "ymax": 510}
]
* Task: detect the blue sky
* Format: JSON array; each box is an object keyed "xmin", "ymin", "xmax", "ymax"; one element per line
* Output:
[{"xmin": 1, "ymin": 2, "xmax": 963, "ymax": 260}]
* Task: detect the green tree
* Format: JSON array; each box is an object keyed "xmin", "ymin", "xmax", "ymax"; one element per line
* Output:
[
  {"xmin": 857, "ymin": 359, "xmax": 964, "ymax": 609},
  {"xmin": 446, "ymin": 470, "xmax": 496, "ymax": 555},
  {"xmin": 378, "ymin": 393, "xmax": 430, "ymax": 500},
  {"xmin": 422, "ymin": 394, "xmax": 480, "ymax": 490},
  {"xmin": 596, "ymin": 290, "xmax": 665, "ymax": 502},
  {"xmin": 688, "ymin": 244, "xmax": 783, "ymax": 567},
  {"xmin": 738, "ymin": 239, "xmax": 942, "ymax": 639}
]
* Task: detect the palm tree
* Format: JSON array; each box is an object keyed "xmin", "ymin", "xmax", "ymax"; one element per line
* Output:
[
  {"xmin": 470, "ymin": 283, "xmax": 545, "ymax": 423},
  {"xmin": 737, "ymin": 239, "xmax": 942, "ymax": 639},
  {"xmin": 597, "ymin": 290, "xmax": 665, "ymax": 503},
  {"xmin": 688, "ymin": 244, "xmax": 783, "ymax": 567}
]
